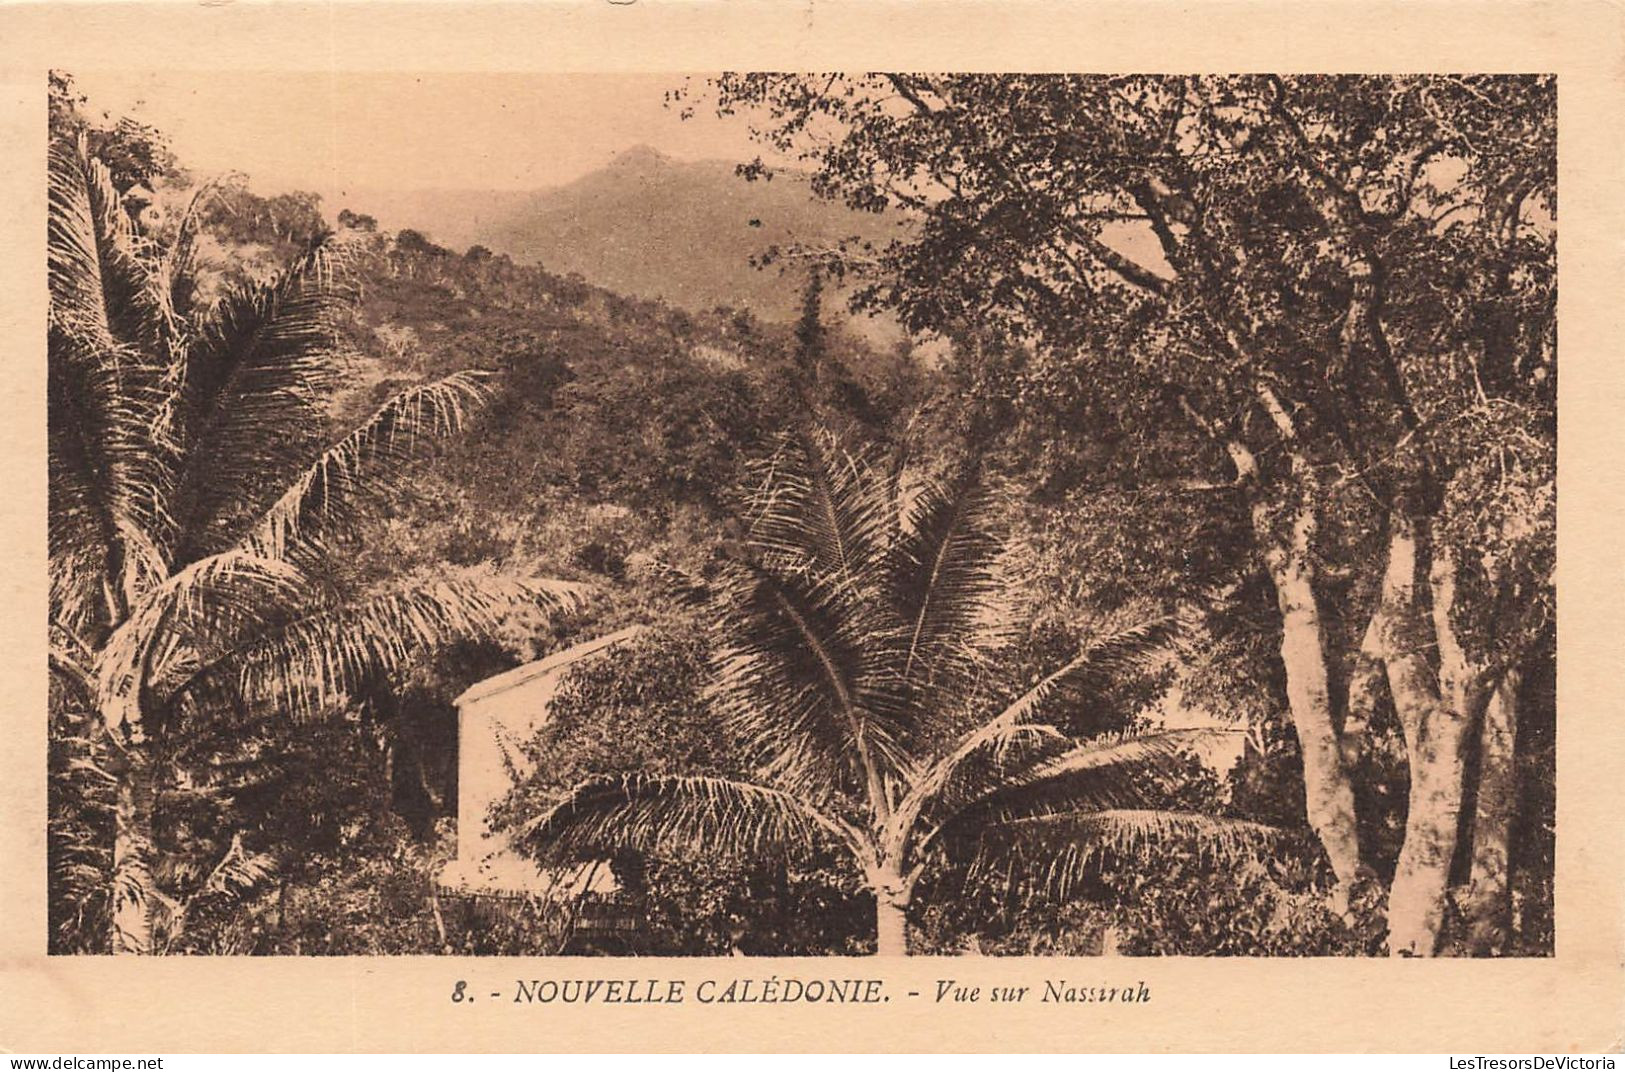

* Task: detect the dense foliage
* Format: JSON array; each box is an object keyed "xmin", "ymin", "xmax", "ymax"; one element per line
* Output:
[
  {"xmin": 507, "ymin": 429, "xmax": 1290, "ymax": 955},
  {"xmin": 45, "ymin": 77, "xmax": 578, "ymax": 953},
  {"xmin": 702, "ymin": 73, "xmax": 1556, "ymax": 956}
]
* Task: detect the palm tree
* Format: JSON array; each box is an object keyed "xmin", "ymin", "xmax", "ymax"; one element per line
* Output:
[
  {"xmin": 522, "ymin": 430, "xmax": 1270, "ymax": 954},
  {"xmin": 47, "ymin": 137, "xmax": 580, "ymax": 953}
]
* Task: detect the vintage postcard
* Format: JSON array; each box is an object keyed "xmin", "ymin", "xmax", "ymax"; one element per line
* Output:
[{"xmin": 0, "ymin": 0, "xmax": 1621, "ymax": 1054}]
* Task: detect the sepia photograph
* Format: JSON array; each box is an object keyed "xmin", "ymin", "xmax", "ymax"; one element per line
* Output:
[{"xmin": 44, "ymin": 68, "xmax": 1558, "ymax": 962}]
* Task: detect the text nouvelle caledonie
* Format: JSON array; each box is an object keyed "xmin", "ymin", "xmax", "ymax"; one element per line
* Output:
[{"xmin": 499, "ymin": 977, "xmax": 1151, "ymax": 1005}]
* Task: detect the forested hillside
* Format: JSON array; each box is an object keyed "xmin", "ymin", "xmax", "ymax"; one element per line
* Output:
[
  {"xmin": 467, "ymin": 145, "xmax": 908, "ymax": 325},
  {"xmin": 326, "ymin": 144, "xmax": 908, "ymax": 340}
]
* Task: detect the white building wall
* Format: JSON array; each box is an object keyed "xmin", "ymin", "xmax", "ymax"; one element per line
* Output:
[{"xmin": 439, "ymin": 628, "xmax": 641, "ymax": 895}]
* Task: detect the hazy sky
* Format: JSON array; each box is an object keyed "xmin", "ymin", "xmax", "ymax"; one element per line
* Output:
[
  {"xmin": 68, "ymin": 69, "xmax": 1170, "ymax": 280},
  {"xmin": 71, "ymin": 71, "xmax": 764, "ymax": 194}
]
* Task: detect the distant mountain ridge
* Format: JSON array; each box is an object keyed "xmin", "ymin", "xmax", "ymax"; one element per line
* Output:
[
  {"xmin": 469, "ymin": 145, "xmax": 908, "ymax": 325},
  {"xmin": 334, "ymin": 146, "xmax": 909, "ymax": 330}
]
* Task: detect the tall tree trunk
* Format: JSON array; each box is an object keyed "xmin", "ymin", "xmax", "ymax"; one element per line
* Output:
[
  {"xmin": 1386, "ymin": 696, "xmax": 1477, "ymax": 956},
  {"xmin": 1385, "ymin": 536, "xmax": 1488, "ymax": 956},
  {"xmin": 1254, "ymin": 488, "xmax": 1366, "ymax": 909},
  {"xmin": 875, "ymin": 895, "xmax": 908, "ymax": 956},
  {"xmin": 871, "ymin": 867, "xmax": 911, "ymax": 955},
  {"xmin": 110, "ymin": 740, "xmax": 157, "ymax": 955},
  {"xmin": 1206, "ymin": 419, "xmax": 1368, "ymax": 910},
  {"xmin": 1462, "ymin": 669, "xmax": 1521, "ymax": 955}
]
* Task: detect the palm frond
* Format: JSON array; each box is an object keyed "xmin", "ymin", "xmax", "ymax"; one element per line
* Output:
[
  {"xmin": 47, "ymin": 136, "xmax": 154, "ymax": 355},
  {"xmin": 151, "ymin": 180, "xmax": 219, "ymax": 331},
  {"xmin": 93, "ymin": 549, "xmax": 308, "ymax": 737},
  {"xmin": 745, "ymin": 428, "xmax": 892, "ymax": 588},
  {"xmin": 141, "ymin": 184, "xmax": 223, "ymax": 449},
  {"xmin": 163, "ymin": 242, "xmax": 349, "ymax": 554},
  {"xmin": 711, "ymin": 429, "xmax": 927, "ymax": 802},
  {"xmin": 186, "ymin": 571, "xmax": 584, "ymax": 720},
  {"xmin": 903, "ymin": 615, "xmax": 1177, "ymax": 821},
  {"xmin": 48, "ymin": 137, "xmax": 170, "ymax": 610},
  {"xmin": 966, "ymin": 808, "xmax": 1279, "ymax": 898},
  {"xmin": 48, "ymin": 543, "xmax": 111, "ymax": 638},
  {"xmin": 960, "ymin": 727, "xmax": 1245, "ymax": 823},
  {"xmin": 51, "ymin": 624, "xmax": 100, "ymax": 703},
  {"xmin": 243, "ymin": 370, "xmax": 492, "ymax": 561},
  {"xmin": 519, "ymin": 773, "xmax": 845, "ymax": 869},
  {"xmin": 897, "ymin": 717, "xmax": 1063, "ymax": 838},
  {"xmin": 48, "ymin": 335, "xmax": 158, "ymax": 571},
  {"xmin": 1022, "ymin": 726, "xmax": 1238, "ymax": 780},
  {"xmin": 709, "ymin": 559, "xmax": 908, "ymax": 802},
  {"xmin": 888, "ymin": 464, "xmax": 1008, "ymax": 695},
  {"xmin": 983, "ymin": 615, "xmax": 1176, "ymax": 734}
]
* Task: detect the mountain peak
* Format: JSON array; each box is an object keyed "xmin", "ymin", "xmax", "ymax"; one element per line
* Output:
[{"xmin": 608, "ymin": 144, "xmax": 672, "ymax": 171}]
